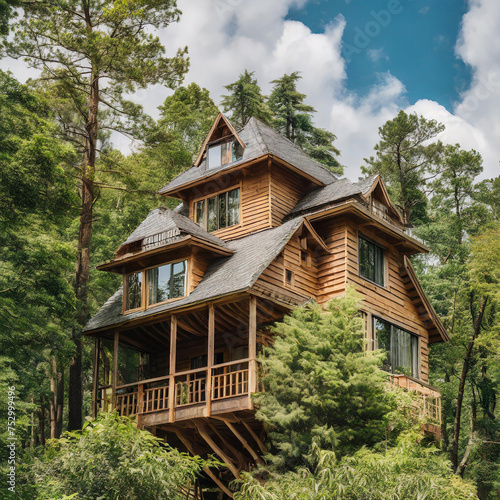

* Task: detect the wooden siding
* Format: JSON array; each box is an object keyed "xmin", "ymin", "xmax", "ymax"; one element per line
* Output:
[
  {"xmin": 341, "ymin": 221, "xmax": 431, "ymax": 382},
  {"xmin": 187, "ymin": 162, "xmax": 272, "ymax": 240},
  {"xmin": 314, "ymin": 218, "xmax": 348, "ymax": 303},
  {"xmin": 269, "ymin": 165, "xmax": 307, "ymax": 226},
  {"xmin": 255, "ymin": 234, "xmax": 319, "ymax": 301}
]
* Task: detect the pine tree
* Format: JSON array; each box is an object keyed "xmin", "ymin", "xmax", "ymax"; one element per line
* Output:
[
  {"xmin": 221, "ymin": 70, "xmax": 272, "ymax": 127},
  {"xmin": 268, "ymin": 72, "xmax": 342, "ymax": 174},
  {"xmin": 363, "ymin": 110, "xmax": 445, "ymax": 226},
  {"xmin": 254, "ymin": 287, "xmax": 392, "ymax": 471}
]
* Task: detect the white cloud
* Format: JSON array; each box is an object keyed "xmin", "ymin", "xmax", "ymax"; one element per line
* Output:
[{"xmin": 2, "ymin": 0, "xmax": 499, "ymax": 181}]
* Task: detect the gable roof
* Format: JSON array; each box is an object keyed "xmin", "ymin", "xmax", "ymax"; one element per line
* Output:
[
  {"xmin": 83, "ymin": 218, "xmax": 305, "ymax": 334},
  {"xmin": 193, "ymin": 112, "xmax": 245, "ymax": 167},
  {"xmin": 118, "ymin": 207, "xmax": 227, "ymax": 252},
  {"xmin": 159, "ymin": 116, "xmax": 338, "ymax": 196}
]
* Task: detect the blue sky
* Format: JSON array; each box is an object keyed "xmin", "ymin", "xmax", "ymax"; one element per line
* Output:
[{"xmin": 287, "ymin": 0, "xmax": 471, "ymax": 111}]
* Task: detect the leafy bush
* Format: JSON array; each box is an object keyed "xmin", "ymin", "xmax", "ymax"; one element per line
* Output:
[
  {"xmin": 17, "ymin": 412, "xmax": 207, "ymax": 500},
  {"xmin": 235, "ymin": 432, "xmax": 478, "ymax": 500}
]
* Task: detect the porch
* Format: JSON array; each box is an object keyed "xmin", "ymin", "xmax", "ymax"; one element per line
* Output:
[{"xmin": 91, "ymin": 295, "xmax": 287, "ymax": 427}]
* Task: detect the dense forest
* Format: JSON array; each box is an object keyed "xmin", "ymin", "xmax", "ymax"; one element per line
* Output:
[{"xmin": 1, "ymin": 1, "xmax": 500, "ymax": 499}]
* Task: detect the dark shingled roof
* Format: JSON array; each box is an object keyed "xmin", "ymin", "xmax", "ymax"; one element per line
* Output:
[
  {"xmin": 158, "ymin": 117, "xmax": 337, "ymax": 195},
  {"xmin": 288, "ymin": 175, "xmax": 378, "ymax": 217},
  {"xmin": 84, "ymin": 218, "xmax": 304, "ymax": 333},
  {"xmin": 119, "ymin": 207, "xmax": 227, "ymax": 250}
]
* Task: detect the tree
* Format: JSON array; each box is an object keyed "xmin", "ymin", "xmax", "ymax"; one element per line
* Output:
[
  {"xmin": 254, "ymin": 288, "xmax": 392, "ymax": 471},
  {"xmin": 142, "ymin": 82, "xmax": 219, "ymax": 182},
  {"xmin": 268, "ymin": 71, "xmax": 342, "ymax": 174},
  {"xmin": 363, "ymin": 110, "xmax": 445, "ymax": 226},
  {"xmin": 4, "ymin": 0, "xmax": 189, "ymax": 430},
  {"xmin": 16, "ymin": 413, "xmax": 208, "ymax": 500},
  {"xmin": 221, "ymin": 70, "xmax": 272, "ymax": 127}
]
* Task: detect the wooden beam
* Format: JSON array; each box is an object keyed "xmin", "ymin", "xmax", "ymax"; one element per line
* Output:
[
  {"xmin": 169, "ymin": 316, "xmax": 177, "ymax": 423},
  {"xmin": 206, "ymin": 304, "xmax": 215, "ymax": 417},
  {"xmin": 174, "ymin": 430, "xmax": 234, "ymax": 499},
  {"xmin": 195, "ymin": 421, "xmax": 241, "ymax": 479},
  {"xmin": 249, "ymin": 297, "xmax": 257, "ymax": 397},
  {"xmin": 112, "ymin": 330, "xmax": 119, "ymax": 411},
  {"xmin": 242, "ymin": 421, "xmax": 268, "ymax": 455},
  {"xmin": 224, "ymin": 421, "xmax": 264, "ymax": 465},
  {"xmin": 206, "ymin": 421, "xmax": 246, "ymax": 470},
  {"xmin": 91, "ymin": 337, "xmax": 99, "ymax": 418}
]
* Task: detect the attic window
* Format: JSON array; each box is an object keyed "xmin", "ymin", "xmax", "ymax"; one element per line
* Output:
[{"xmin": 207, "ymin": 140, "xmax": 243, "ymax": 169}]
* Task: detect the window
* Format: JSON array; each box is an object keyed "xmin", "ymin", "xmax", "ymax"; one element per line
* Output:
[
  {"xmin": 374, "ymin": 317, "xmax": 419, "ymax": 377},
  {"xmin": 285, "ymin": 269, "xmax": 294, "ymax": 286},
  {"xmin": 125, "ymin": 272, "xmax": 142, "ymax": 310},
  {"xmin": 207, "ymin": 140, "xmax": 243, "ymax": 169},
  {"xmin": 194, "ymin": 188, "xmax": 240, "ymax": 232},
  {"xmin": 359, "ymin": 236, "xmax": 385, "ymax": 286},
  {"xmin": 147, "ymin": 260, "xmax": 187, "ymax": 306},
  {"xmin": 124, "ymin": 260, "xmax": 187, "ymax": 312}
]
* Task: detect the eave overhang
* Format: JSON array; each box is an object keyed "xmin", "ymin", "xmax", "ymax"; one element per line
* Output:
[
  {"xmin": 303, "ymin": 199, "xmax": 429, "ymax": 256},
  {"xmin": 158, "ymin": 153, "xmax": 327, "ymax": 199},
  {"xmin": 97, "ymin": 235, "xmax": 233, "ymax": 274}
]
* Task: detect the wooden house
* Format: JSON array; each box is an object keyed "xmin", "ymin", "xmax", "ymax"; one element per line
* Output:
[{"xmin": 84, "ymin": 114, "xmax": 448, "ymax": 497}]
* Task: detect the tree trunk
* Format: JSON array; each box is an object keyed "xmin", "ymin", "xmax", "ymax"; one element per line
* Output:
[
  {"xmin": 56, "ymin": 363, "xmax": 64, "ymax": 437},
  {"xmin": 451, "ymin": 295, "xmax": 488, "ymax": 471},
  {"xmin": 68, "ymin": 64, "xmax": 99, "ymax": 431},
  {"xmin": 38, "ymin": 404, "xmax": 46, "ymax": 447}
]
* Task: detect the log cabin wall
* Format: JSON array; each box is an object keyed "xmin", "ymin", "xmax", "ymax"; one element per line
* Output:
[
  {"xmin": 269, "ymin": 164, "xmax": 308, "ymax": 227},
  {"xmin": 343, "ymin": 221, "xmax": 430, "ymax": 383},
  {"xmin": 255, "ymin": 234, "xmax": 319, "ymax": 300},
  {"xmin": 187, "ymin": 161, "xmax": 272, "ymax": 240},
  {"xmin": 314, "ymin": 217, "xmax": 349, "ymax": 304}
]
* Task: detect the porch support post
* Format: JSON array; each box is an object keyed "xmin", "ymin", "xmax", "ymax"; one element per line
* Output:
[
  {"xmin": 169, "ymin": 315, "xmax": 177, "ymax": 423},
  {"xmin": 206, "ymin": 304, "xmax": 215, "ymax": 416},
  {"xmin": 248, "ymin": 296, "xmax": 257, "ymax": 398},
  {"xmin": 91, "ymin": 337, "xmax": 99, "ymax": 418},
  {"xmin": 112, "ymin": 330, "xmax": 119, "ymax": 411}
]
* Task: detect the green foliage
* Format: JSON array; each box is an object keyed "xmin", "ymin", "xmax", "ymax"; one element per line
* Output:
[
  {"xmin": 363, "ymin": 110, "xmax": 445, "ymax": 225},
  {"xmin": 268, "ymin": 71, "xmax": 343, "ymax": 174},
  {"xmin": 221, "ymin": 70, "xmax": 273, "ymax": 127},
  {"xmin": 255, "ymin": 288, "xmax": 393, "ymax": 470},
  {"xmin": 234, "ymin": 432, "xmax": 478, "ymax": 500},
  {"xmin": 17, "ymin": 412, "xmax": 208, "ymax": 500}
]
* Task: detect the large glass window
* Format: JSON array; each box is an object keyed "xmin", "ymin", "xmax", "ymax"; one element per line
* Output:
[
  {"xmin": 359, "ymin": 236, "xmax": 385, "ymax": 286},
  {"xmin": 118, "ymin": 344, "xmax": 150, "ymax": 385},
  {"xmin": 125, "ymin": 272, "xmax": 142, "ymax": 310},
  {"xmin": 374, "ymin": 317, "xmax": 419, "ymax": 377},
  {"xmin": 147, "ymin": 260, "xmax": 187, "ymax": 306},
  {"xmin": 207, "ymin": 140, "xmax": 243, "ymax": 169},
  {"xmin": 194, "ymin": 188, "xmax": 240, "ymax": 231}
]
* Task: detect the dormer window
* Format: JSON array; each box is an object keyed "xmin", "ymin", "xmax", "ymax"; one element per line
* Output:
[
  {"xmin": 124, "ymin": 260, "xmax": 187, "ymax": 312},
  {"xmin": 207, "ymin": 140, "xmax": 243, "ymax": 169}
]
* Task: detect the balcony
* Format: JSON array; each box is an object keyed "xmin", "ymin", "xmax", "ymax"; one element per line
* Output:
[
  {"xmin": 391, "ymin": 374, "xmax": 442, "ymax": 439},
  {"xmin": 98, "ymin": 360, "xmax": 252, "ymax": 427}
]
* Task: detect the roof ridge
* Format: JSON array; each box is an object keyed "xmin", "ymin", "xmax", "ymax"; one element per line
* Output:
[{"xmin": 252, "ymin": 118, "xmax": 338, "ymax": 183}]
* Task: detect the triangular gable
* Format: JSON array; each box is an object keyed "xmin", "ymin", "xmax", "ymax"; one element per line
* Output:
[
  {"xmin": 402, "ymin": 256, "xmax": 449, "ymax": 343},
  {"xmin": 361, "ymin": 175, "xmax": 404, "ymax": 225},
  {"xmin": 194, "ymin": 112, "xmax": 245, "ymax": 167}
]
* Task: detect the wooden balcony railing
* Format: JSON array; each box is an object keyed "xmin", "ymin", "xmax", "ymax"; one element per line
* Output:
[
  {"xmin": 391, "ymin": 374, "xmax": 442, "ymax": 425},
  {"xmin": 101, "ymin": 359, "xmax": 251, "ymax": 421}
]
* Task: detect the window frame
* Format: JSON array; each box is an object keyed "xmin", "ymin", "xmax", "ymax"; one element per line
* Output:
[
  {"xmin": 358, "ymin": 234, "xmax": 387, "ymax": 287},
  {"xmin": 123, "ymin": 257, "xmax": 189, "ymax": 314},
  {"xmin": 372, "ymin": 315, "xmax": 420, "ymax": 379},
  {"xmin": 192, "ymin": 184, "xmax": 242, "ymax": 233},
  {"xmin": 206, "ymin": 138, "xmax": 243, "ymax": 170}
]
